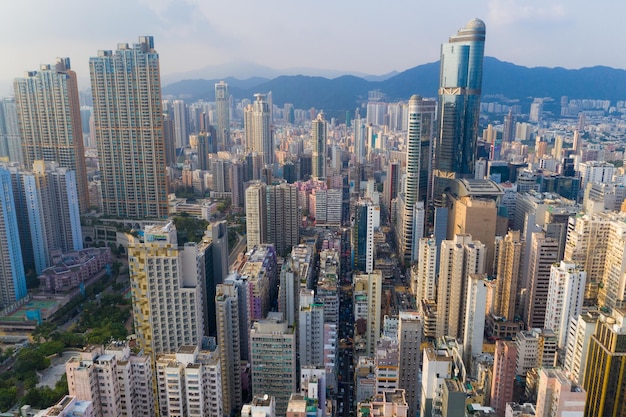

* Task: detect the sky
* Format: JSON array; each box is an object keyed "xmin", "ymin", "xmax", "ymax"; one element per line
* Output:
[{"xmin": 0, "ymin": 0, "xmax": 622, "ymax": 93}]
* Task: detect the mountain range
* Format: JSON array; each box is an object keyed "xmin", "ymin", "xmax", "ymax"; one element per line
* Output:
[{"xmin": 162, "ymin": 57, "xmax": 626, "ymax": 118}]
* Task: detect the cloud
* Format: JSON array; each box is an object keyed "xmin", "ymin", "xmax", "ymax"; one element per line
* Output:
[{"xmin": 488, "ymin": 0, "xmax": 567, "ymax": 26}]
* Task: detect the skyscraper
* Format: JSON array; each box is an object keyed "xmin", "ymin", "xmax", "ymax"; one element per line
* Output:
[
  {"xmin": 250, "ymin": 312, "xmax": 296, "ymax": 416},
  {"xmin": 127, "ymin": 223, "xmax": 206, "ymax": 357},
  {"xmin": 216, "ymin": 283, "xmax": 242, "ymax": 415},
  {"xmin": 215, "ymin": 81, "xmax": 230, "ymax": 151},
  {"xmin": 311, "ymin": 112, "xmax": 327, "ymax": 180},
  {"xmin": 436, "ymin": 234, "xmax": 485, "ymax": 340},
  {"xmin": 172, "ymin": 99, "xmax": 189, "ymax": 149},
  {"xmin": 8, "ymin": 162, "xmax": 82, "ymax": 274},
  {"xmin": 525, "ymin": 232, "xmax": 560, "ymax": 329},
  {"xmin": 245, "ymin": 94, "xmax": 272, "ymax": 166},
  {"xmin": 14, "ymin": 58, "xmax": 89, "ymax": 213},
  {"xmin": 90, "ymin": 36, "xmax": 168, "ymax": 218},
  {"xmin": 353, "ymin": 199, "xmax": 378, "ymax": 273},
  {"xmin": 583, "ymin": 309, "xmax": 626, "ymax": 417},
  {"xmin": 245, "ymin": 182, "xmax": 300, "ymax": 257},
  {"xmin": 432, "ymin": 19, "xmax": 486, "ymax": 207},
  {"xmin": 0, "ymin": 98, "xmax": 22, "ymax": 165},
  {"xmin": 0, "ymin": 168, "xmax": 26, "ymax": 309},
  {"xmin": 397, "ymin": 96, "xmax": 435, "ymax": 264}
]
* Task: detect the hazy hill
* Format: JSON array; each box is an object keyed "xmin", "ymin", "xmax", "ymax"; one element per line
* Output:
[{"xmin": 162, "ymin": 57, "xmax": 626, "ymax": 117}]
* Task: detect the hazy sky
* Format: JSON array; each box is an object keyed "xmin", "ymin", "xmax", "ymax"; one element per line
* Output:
[{"xmin": 0, "ymin": 0, "xmax": 622, "ymax": 93}]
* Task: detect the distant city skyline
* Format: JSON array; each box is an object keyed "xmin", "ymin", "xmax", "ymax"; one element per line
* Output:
[{"xmin": 0, "ymin": 0, "xmax": 623, "ymax": 94}]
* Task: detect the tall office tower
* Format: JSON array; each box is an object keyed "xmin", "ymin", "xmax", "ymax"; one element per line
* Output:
[
  {"xmin": 354, "ymin": 115, "xmax": 367, "ymax": 164},
  {"xmin": 156, "ymin": 346, "xmax": 223, "ymax": 417},
  {"xmin": 0, "ymin": 98, "xmax": 22, "ymax": 164},
  {"xmin": 172, "ymin": 100, "xmax": 189, "ymax": 149},
  {"xmin": 267, "ymin": 183, "xmax": 300, "ymax": 257},
  {"xmin": 354, "ymin": 271, "xmax": 382, "ymax": 357},
  {"xmin": 245, "ymin": 182, "xmax": 267, "ymax": 248},
  {"xmin": 436, "ymin": 234, "xmax": 486, "ymax": 340},
  {"xmin": 216, "ymin": 284, "xmax": 242, "ymax": 415},
  {"xmin": 544, "ymin": 261, "xmax": 586, "ymax": 350},
  {"xmin": 196, "ymin": 131, "xmax": 213, "ymax": 171},
  {"xmin": 311, "ymin": 112, "xmax": 327, "ymax": 180},
  {"xmin": 446, "ymin": 178, "xmax": 503, "ymax": 276},
  {"xmin": 583, "ymin": 310, "xmax": 626, "ymax": 416},
  {"xmin": 245, "ymin": 94, "xmax": 273, "ymax": 165},
  {"xmin": 90, "ymin": 36, "xmax": 168, "ymax": 218},
  {"xmin": 14, "ymin": 58, "xmax": 89, "ymax": 213},
  {"xmin": 353, "ymin": 199, "xmax": 378, "ymax": 273},
  {"xmin": 10, "ymin": 162, "xmax": 82, "ymax": 274},
  {"xmin": 250, "ymin": 312, "xmax": 297, "ymax": 416},
  {"xmin": 525, "ymin": 232, "xmax": 560, "ymax": 330},
  {"xmin": 127, "ymin": 223, "xmax": 206, "ymax": 357},
  {"xmin": 502, "ymin": 109, "xmax": 515, "ymax": 143},
  {"xmin": 299, "ymin": 290, "xmax": 325, "ymax": 368},
  {"xmin": 0, "ymin": 168, "xmax": 26, "ymax": 309},
  {"xmin": 432, "ymin": 19, "xmax": 486, "ymax": 207},
  {"xmin": 230, "ymin": 161, "xmax": 244, "ymax": 208},
  {"xmin": 563, "ymin": 311, "xmax": 599, "ymax": 385},
  {"xmin": 535, "ymin": 369, "xmax": 585, "ymax": 417},
  {"xmin": 398, "ymin": 311, "xmax": 422, "ymax": 417},
  {"xmin": 490, "ymin": 341, "xmax": 517, "ymax": 417},
  {"xmin": 163, "ymin": 114, "xmax": 177, "ymax": 166},
  {"xmin": 494, "ymin": 230, "xmax": 523, "ymax": 321},
  {"xmin": 413, "ymin": 237, "xmax": 437, "ymax": 302},
  {"xmin": 463, "ymin": 274, "xmax": 487, "ymax": 366},
  {"xmin": 215, "ymin": 81, "xmax": 230, "ymax": 151},
  {"xmin": 599, "ymin": 217, "xmax": 626, "ymax": 311},
  {"xmin": 397, "ymin": 95, "xmax": 434, "ymax": 264}
]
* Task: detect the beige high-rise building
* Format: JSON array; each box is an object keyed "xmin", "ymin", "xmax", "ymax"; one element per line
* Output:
[
  {"xmin": 535, "ymin": 368, "xmax": 585, "ymax": 417},
  {"xmin": 127, "ymin": 222, "xmax": 207, "ymax": 357},
  {"xmin": 564, "ymin": 214, "xmax": 611, "ymax": 305},
  {"xmin": 413, "ymin": 237, "xmax": 437, "ymax": 302},
  {"xmin": 447, "ymin": 179, "xmax": 503, "ymax": 276},
  {"xmin": 599, "ymin": 217, "xmax": 626, "ymax": 311},
  {"xmin": 354, "ymin": 271, "xmax": 383, "ymax": 357},
  {"xmin": 436, "ymin": 234, "xmax": 486, "ymax": 340},
  {"xmin": 245, "ymin": 182, "xmax": 300, "ymax": 257},
  {"xmin": 14, "ymin": 58, "xmax": 89, "ymax": 213},
  {"xmin": 66, "ymin": 343, "xmax": 155, "ymax": 417},
  {"xmin": 494, "ymin": 230, "xmax": 523, "ymax": 321},
  {"xmin": 155, "ymin": 345, "xmax": 223, "ymax": 417},
  {"xmin": 90, "ymin": 36, "xmax": 168, "ymax": 218},
  {"xmin": 245, "ymin": 182, "xmax": 267, "ymax": 248},
  {"xmin": 244, "ymin": 94, "xmax": 272, "ymax": 165}
]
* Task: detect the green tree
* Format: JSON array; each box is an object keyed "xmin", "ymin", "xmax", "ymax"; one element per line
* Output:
[{"xmin": 0, "ymin": 387, "xmax": 17, "ymax": 412}]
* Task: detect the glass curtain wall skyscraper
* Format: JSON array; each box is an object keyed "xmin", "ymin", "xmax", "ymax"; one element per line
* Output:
[
  {"xmin": 311, "ymin": 112, "xmax": 327, "ymax": 180},
  {"xmin": 215, "ymin": 81, "xmax": 230, "ymax": 151},
  {"xmin": 14, "ymin": 58, "xmax": 90, "ymax": 214},
  {"xmin": 89, "ymin": 36, "xmax": 168, "ymax": 219},
  {"xmin": 432, "ymin": 19, "xmax": 486, "ymax": 207}
]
